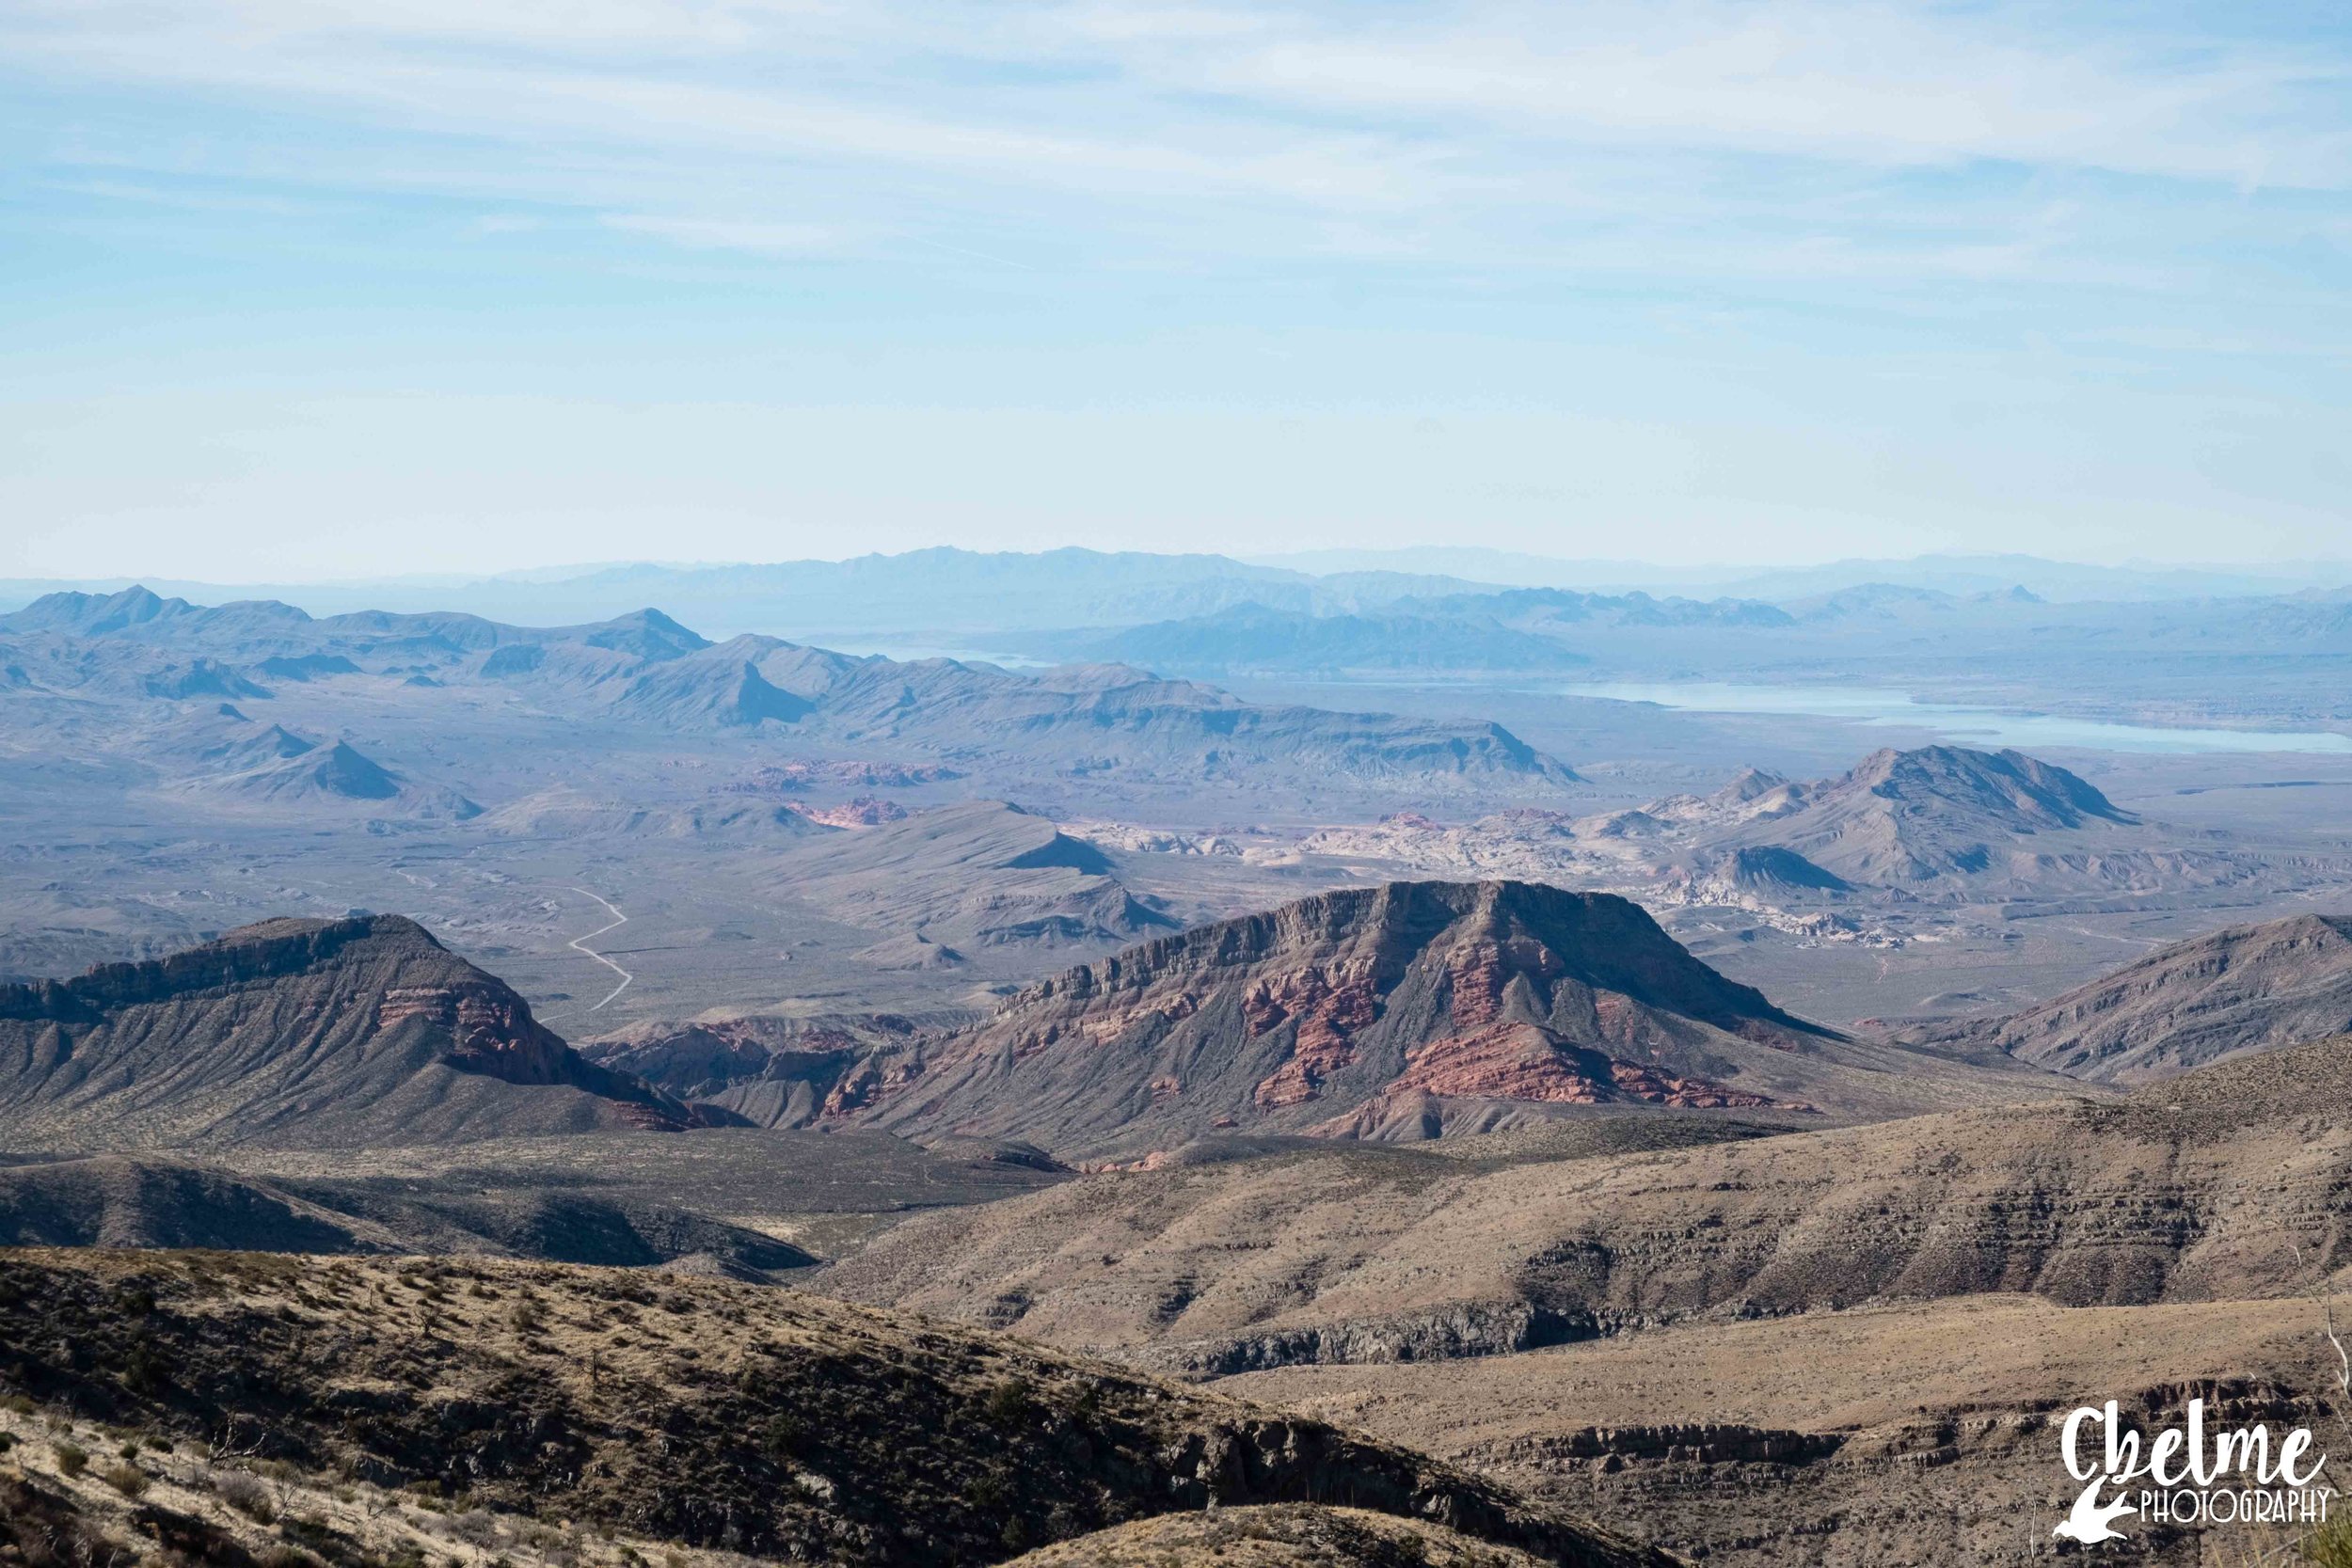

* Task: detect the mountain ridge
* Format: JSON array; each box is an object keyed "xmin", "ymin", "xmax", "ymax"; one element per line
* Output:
[
  {"xmin": 832, "ymin": 879, "xmax": 2066, "ymax": 1158},
  {"xmin": 0, "ymin": 915, "xmax": 697, "ymax": 1151},
  {"xmin": 1905, "ymin": 911, "xmax": 2352, "ymax": 1083}
]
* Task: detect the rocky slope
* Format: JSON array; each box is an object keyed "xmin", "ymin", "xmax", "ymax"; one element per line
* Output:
[
  {"xmin": 0, "ymin": 915, "xmax": 694, "ymax": 1151},
  {"xmin": 832, "ymin": 879, "xmax": 2068, "ymax": 1160},
  {"xmin": 818, "ymin": 1033, "xmax": 2352, "ymax": 1374},
  {"xmin": 0, "ymin": 1248, "xmax": 1672, "ymax": 1568},
  {"xmin": 1909, "ymin": 911, "xmax": 2352, "ymax": 1083}
]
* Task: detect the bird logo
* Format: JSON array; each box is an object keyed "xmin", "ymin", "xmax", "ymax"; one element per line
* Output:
[{"xmin": 2053, "ymin": 1479, "xmax": 2136, "ymax": 1544}]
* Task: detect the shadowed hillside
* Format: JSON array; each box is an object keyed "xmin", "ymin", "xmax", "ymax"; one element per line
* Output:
[{"xmin": 0, "ymin": 1248, "xmax": 1672, "ymax": 1568}]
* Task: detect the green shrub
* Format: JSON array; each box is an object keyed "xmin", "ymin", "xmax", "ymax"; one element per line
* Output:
[
  {"xmin": 761, "ymin": 1414, "xmax": 803, "ymax": 1455},
  {"xmin": 52, "ymin": 1441, "xmax": 88, "ymax": 1479},
  {"xmin": 981, "ymin": 1378, "xmax": 1035, "ymax": 1424}
]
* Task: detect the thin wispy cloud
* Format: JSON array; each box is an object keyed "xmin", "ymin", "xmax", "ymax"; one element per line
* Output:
[
  {"xmin": 2, "ymin": 2, "xmax": 2346, "ymax": 574},
  {"xmin": 8, "ymin": 0, "xmax": 2346, "ymax": 281}
]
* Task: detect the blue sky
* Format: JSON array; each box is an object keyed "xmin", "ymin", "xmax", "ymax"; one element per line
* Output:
[{"xmin": 3, "ymin": 1, "xmax": 2348, "ymax": 580}]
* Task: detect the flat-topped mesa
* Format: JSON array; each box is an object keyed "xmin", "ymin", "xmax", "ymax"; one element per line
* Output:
[
  {"xmin": 0, "ymin": 915, "xmax": 694, "ymax": 1150},
  {"xmin": 0, "ymin": 914, "xmax": 421, "ymax": 1022},
  {"xmin": 834, "ymin": 879, "xmax": 1844, "ymax": 1159}
]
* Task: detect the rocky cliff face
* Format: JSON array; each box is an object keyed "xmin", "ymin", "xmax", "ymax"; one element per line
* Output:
[
  {"xmin": 834, "ymin": 880, "xmax": 1866, "ymax": 1159},
  {"xmin": 0, "ymin": 915, "xmax": 693, "ymax": 1151}
]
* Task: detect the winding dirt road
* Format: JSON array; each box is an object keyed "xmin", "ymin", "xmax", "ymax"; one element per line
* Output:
[{"xmin": 563, "ymin": 886, "xmax": 633, "ymax": 1012}]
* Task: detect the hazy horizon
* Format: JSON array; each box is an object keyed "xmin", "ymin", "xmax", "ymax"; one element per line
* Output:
[{"xmin": 8, "ymin": 541, "xmax": 2352, "ymax": 592}]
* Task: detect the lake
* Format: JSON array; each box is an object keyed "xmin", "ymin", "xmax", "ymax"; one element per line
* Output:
[{"xmin": 1565, "ymin": 681, "xmax": 2352, "ymax": 755}]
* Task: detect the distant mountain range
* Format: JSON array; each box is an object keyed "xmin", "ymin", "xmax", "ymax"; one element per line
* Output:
[
  {"xmin": 1246, "ymin": 546, "xmax": 2352, "ymax": 603},
  {"xmin": 0, "ymin": 586, "xmax": 1580, "ymax": 794},
  {"xmin": 15, "ymin": 554, "xmax": 2352, "ymax": 735},
  {"xmin": 0, "ymin": 549, "xmax": 1504, "ymax": 641},
  {"xmin": 1028, "ymin": 603, "xmax": 1597, "ymax": 678},
  {"xmin": 8, "ymin": 546, "xmax": 2351, "ymax": 643}
]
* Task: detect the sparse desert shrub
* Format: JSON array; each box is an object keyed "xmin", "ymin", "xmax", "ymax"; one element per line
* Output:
[
  {"xmin": 442, "ymin": 1508, "xmax": 500, "ymax": 1546},
  {"xmin": 99, "ymin": 1464, "xmax": 150, "ymax": 1499},
  {"xmin": 2, "ymin": 1393, "xmax": 34, "ymax": 1416},
  {"xmin": 52, "ymin": 1441, "xmax": 87, "ymax": 1479},
  {"xmin": 0, "ymin": 1431, "xmax": 13, "ymax": 1454},
  {"xmin": 215, "ymin": 1469, "xmax": 278, "ymax": 1522}
]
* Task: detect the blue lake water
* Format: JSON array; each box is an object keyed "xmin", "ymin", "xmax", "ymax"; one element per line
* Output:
[{"xmin": 1565, "ymin": 681, "xmax": 2352, "ymax": 755}]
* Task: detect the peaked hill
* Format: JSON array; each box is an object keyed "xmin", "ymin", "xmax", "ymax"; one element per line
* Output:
[
  {"xmin": 834, "ymin": 880, "xmax": 2063, "ymax": 1159},
  {"xmin": 1685, "ymin": 745, "xmax": 2137, "ymax": 883},
  {"xmin": 0, "ymin": 916, "xmax": 693, "ymax": 1152}
]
